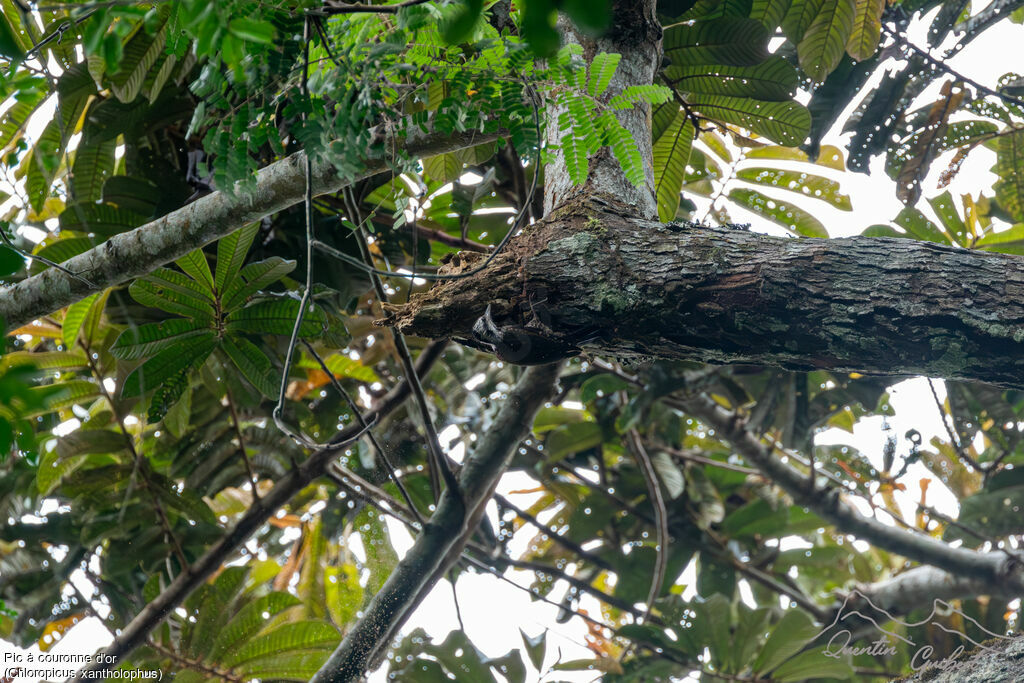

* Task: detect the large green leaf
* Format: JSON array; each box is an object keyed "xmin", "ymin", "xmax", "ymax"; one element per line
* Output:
[
  {"xmin": 736, "ymin": 167, "xmax": 851, "ymax": 210},
  {"xmin": 994, "ymin": 129, "xmax": 1024, "ymax": 222},
  {"xmin": 221, "ymin": 257, "xmax": 296, "ymax": 311},
  {"xmin": 226, "ymin": 298, "xmax": 327, "ymax": 337},
  {"xmin": 728, "ymin": 188, "xmax": 828, "ymax": 237},
  {"xmin": 120, "ymin": 333, "xmax": 217, "ymax": 398},
  {"xmin": 70, "ymin": 139, "xmax": 117, "ymax": 203},
  {"xmin": 975, "ymin": 223, "xmax": 1024, "ymax": 255},
  {"xmin": 220, "ymin": 333, "xmax": 279, "ymax": 398},
  {"xmin": 111, "ymin": 319, "xmax": 210, "ymax": 361},
  {"xmin": 109, "ymin": 7, "xmax": 171, "ymax": 103},
  {"xmin": 751, "ymin": 0, "xmax": 794, "ymax": 28},
  {"xmin": 752, "ymin": 609, "xmax": 819, "ymax": 674},
  {"xmin": 59, "ymin": 202, "xmax": 147, "ymax": 237},
  {"xmin": 845, "ymin": 0, "xmax": 883, "ymax": 61},
  {"xmin": 894, "ymin": 207, "xmax": 949, "ymax": 244},
  {"xmin": 663, "ymin": 18, "xmax": 771, "ymax": 67},
  {"xmin": 653, "ymin": 109, "xmax": 695, "ymax": 221},
  {"xmin": 689, "ymin": 96, "xmax": 810, "ymax": 145},
  {"xmin": 215, "ymin": 222, "xmax": 261, "ymax": 296},
  {"xmin": 221, "ymin": 621, "xmax": 339, "ymax": 668},
  {"xmin": 130, "ymin": 268, "xmax": 217, "ymax": 321},
  {"xmin": 665, "ymin": 57, "xmax": 798, "ymax": 101},
  {"xmin": 798, "ymin": 0, "xmax": 856, "ymax": 83},
  {"xmin": 782, "ymin": 0, "xmax": 824, "ymax": 43}
]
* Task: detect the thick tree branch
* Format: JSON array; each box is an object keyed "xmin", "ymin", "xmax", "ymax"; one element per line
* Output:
[
  {"xmin": 682, "ymin": 393, "xmax": 1024, "ymax": 594},
  {"xmin": 0, "ymin": 129, "xmax": 499, "ymax": 331},
  {"xmin": 68, "ymin": 341, "xmax": 447, "ymax": 682},
  {"xmin": 310, "ymin": 362, "xmax": 563, "ymax": 683},
  {"xmin": 386, "ymin": 196, "xmax": 1024, "ymax": 388}
]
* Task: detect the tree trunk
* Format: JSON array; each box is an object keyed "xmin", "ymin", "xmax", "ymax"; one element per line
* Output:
[{"xmin": 385, "ymin": 194, "xmax": 1024, "ymax": 388}]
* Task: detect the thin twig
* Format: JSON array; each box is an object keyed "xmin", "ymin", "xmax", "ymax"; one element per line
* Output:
[
  {"xmin": 926, "ymin": 378, "xmax": 982, "ymax": 472},
  {"xmin": 625, "ymin": 429, "xmax": 669, "ymax": 624},
  {"xmin": 302, "ymin": 339, "xmax": 423, "ymax": 524},
  {"xmin": 883, "ymin": 24, "xmax": 1024, "ymax": 111},
  {"xmin": 346, "ymin": 189, "xmax": 459, "ymax": 502}
]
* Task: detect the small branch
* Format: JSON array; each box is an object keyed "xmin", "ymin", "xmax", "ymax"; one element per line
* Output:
[
  {"xmin": 146, "ymin": 640, "xmax": 243, "ymax": 683},
  {"xmin": 69, "ymin": 342, "xmax": 448, "ymax": 682},
  {"xmin": 493, "ymin": 493, "xmax": 616, "ymax": 572},
  {"xmin": 309, "ymin": 362, "xmax": 562, "ymax": 683},
  {"xmin": 225, "ymin": 387, "xmax": 260, "ymax": 501},
  {"xmin": 883, "ymin": 24, "xmax": 1024, "ymax": 110},
  {"xmin": 926, "ymin": 378, "xmax": 982, "ymax": 472},
  {"xmin": 682, "ymin": 393, "xmax": 1024, "ymax": 594},
  {"xmin": 625, "ymin": 429, "xmax": 669, "ymax": 624},
  {"xmin": 317, "ymin": 0, "xmax": 431, "ymax": 15},
  {"xmin": 346, "ymin": 191, "xmax": 460, "ymax": 502}
]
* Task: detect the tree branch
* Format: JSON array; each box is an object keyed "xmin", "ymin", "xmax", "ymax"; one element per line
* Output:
[
  {"xmin": 386, "ymin": 197, "xmax": 1024, "ymax": 389},
  {"xmin": 310, "ymin": 362, "xmax": 563, "ymax": 683},
  {"xmin": 0, "ymin": 128, "xmax": 501, "ymax": 331},
  {"xmin": 67, "ymin": 341, "xmax": 448, "ymax": 682},
  {"xmin": 682, "ymin": 393, "xmax": 1024, "ymax": 594}
]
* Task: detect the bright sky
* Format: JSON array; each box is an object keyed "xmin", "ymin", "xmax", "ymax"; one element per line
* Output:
[{"xmin": 3, "ymin": 3, "xmax": 1023, "ymax": 681}]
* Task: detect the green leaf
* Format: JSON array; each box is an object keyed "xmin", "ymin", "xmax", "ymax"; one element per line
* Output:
[
  {"xmin": 120, "ymin": 333, "xmax": 216, "ymax": 398},
  {"xmin": 728, "ymin": 188, "xmax": 828, "ymax": 237},
  {"xmin": 654, "ymin": 110, "xmax": 696, "ymax": 221},
  {"xmin": 663, "ymin": 18, "xmax": 771, "ymax": 67},
  {"xmin": 798, "ymin": 0, "xmax": 856, "ymax": 83},
  {"xmin": 210, "ymin": 592, "xmax": 302, "ymax": 658},
  {"xmin": 753, "ymin": 609, "xmax": 819, "ymax": 674},
  {"xmin": 928, "ymin": 191, "xmax": 968, "ymax": 246},
  {"xmin": 109, "ymin": 9, "xmax": 170, "ymax": 103},
  {"xmin": 0, "ymin": 351, "xmax": 87, "ymax": 372},
  {"xmin": 587, "ymin": 52, "xmax": 620, "ymax": 97},
  {"xmin": 782, "ymin": 0, "xmax": 824, "ymax": 43},
  {"xmin": 130, "ymin": 268, "xmax": 217, "ymax": 321},
  {"xmin": 221, "ymin": 257, "xmax": 296, "ymax": 311},
  {"xmin": 0, "ymin": 11, "xmax": 26, "ymax": 61},
  {"xmin": 975, "ymin": 223, "xmax": 1024, "ymax": 254},
  {"xmin": 227, "ymin": 17, "xmax": 275, "ymax": 45},
  {"xmin": 599, "ymin": 111, "xmax": 646, "ymax": 187},
  {"xmin": 736, "ymin": 167, "xmax": 851, "ymax": 210},
  {"xmin": 235, "ymin": 650, "xmax": 333, "ymax": 680},
  {"xmin": 751, "ymin": 0, "xmax": 794, "ymax": 28},
  {"xmin": 543, "ymin": 422, "xmax": 603, "ymax": 462},
  {"xmin": 520, "ymin": 630, "xmax": 546, "ymax": 672},
  {"xmin": 0, "ymin": 247, "xmax": 22, "ymax": 278},
  {"xmin": 226, "ymin": 298, "xmax": 327, "ymax": 337},
  {"xmin": 59, "ymin": 202, "xmax": 147, "ymax": 237},
  {"xmin": 62, "ymin": 292, "xmax": 102, "ymax": 348},
  {"xmin": 324, "ymin": 564, "xmax": 362, "ymax": 628},
  {"xmin": 215, "ymin": 222, "xmax": 260, "ymax": 296},
  {"xmin": 771, "ymin": 647, "xmax": 853, "ymax": 681},
  {"xmin": 102, "ymin": 176, "xmax": 160, "ymax": 216},
  {"xmin": 665, "ymin": 57, "xmax": 798, "ymax": 101},
  {"xmin": 110, "ymin": 319, "xmax": 210, "ymax": 360},
  {"xmin": 70, "ymin": 140, "xmax": 117, "ymax": 203},
  {"xmin": 689, "ymin": 96, "xmax": 810, "ymax": 146},
  {"xmin": 994, "ymin": 129, "xmax": 1024, "ymax": 222},
  {"xmin": 846, "ymin": 0, "xmax": 883, "ymax": 61},
  {"xmin": 894, "ymin": 207, "xmax": 950, "ymax": 244},
  {"xmin": 175, "ymin": 249, "xmax": 215, "ymax": 291},
  {"xmin": 221, "ymin": 334, "xmax": 279, "ymax": 398}
]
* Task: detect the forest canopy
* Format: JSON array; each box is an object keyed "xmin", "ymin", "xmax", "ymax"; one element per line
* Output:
[{"xmin": 2, "ymin": 0, "xmax": 1024, "ymax": 681}]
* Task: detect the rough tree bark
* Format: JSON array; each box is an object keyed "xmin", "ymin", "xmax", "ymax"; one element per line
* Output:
[{"xmin": 385, "ymin": 194, "xmax": 1024, "ymax": 388}]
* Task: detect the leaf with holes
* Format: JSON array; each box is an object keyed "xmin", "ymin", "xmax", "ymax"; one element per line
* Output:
[{"xmin": 728, "ymin": 188, "xmax": 828, "ymax": 237}]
